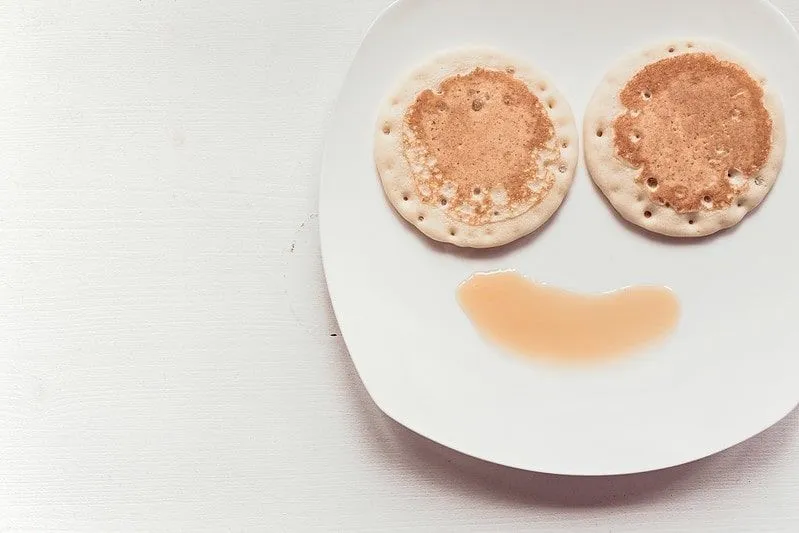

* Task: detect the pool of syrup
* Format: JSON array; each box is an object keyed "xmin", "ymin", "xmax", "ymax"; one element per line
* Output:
[{"xmin": 458, "ymin": 271, "xmax": 680, "ymax": 360}]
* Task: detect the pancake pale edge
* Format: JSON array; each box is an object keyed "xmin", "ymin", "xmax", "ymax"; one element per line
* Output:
[
  {"xmin": 584, "ymin": 40, "xmax": 786, "ymax": 238},
  {"xmin": 374, "ymin": 48, "xmax": 578, "ymax": 248}
]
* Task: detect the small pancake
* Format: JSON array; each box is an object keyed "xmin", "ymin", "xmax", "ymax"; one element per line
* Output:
[
  {"xmin": 584, "ymin": 40, "xmax": 785, "ymax": 237},
  {"xmin": 375, "ymin": 48, "xmax": 578, "ymax": 248}
]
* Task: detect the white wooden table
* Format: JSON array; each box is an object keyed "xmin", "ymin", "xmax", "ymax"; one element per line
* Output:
[{"xmin": 0, "ymin": 1, "xmax": 797, "ymax": 530}]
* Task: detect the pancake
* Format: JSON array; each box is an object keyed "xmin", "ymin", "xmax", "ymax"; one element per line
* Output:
[
  {"xmin": 374, "ymin": 48, "xmax": 578, "ymax": 248},
  {"xmin": 584, "ymin": 40, "xmax": 785, "ymax": 237}
]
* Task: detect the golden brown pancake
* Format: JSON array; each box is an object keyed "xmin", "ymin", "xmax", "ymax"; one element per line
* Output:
[
  {"xmin": 405, "ymin": 68, "xmax": 556, "ymax": 226},
  {"xmin": 584, "ymin": 41, "xmax": 785, "ymax": 237},
  {"xmin": 375, "ymin": 48, "xmax": 578, "ymax": 248}
]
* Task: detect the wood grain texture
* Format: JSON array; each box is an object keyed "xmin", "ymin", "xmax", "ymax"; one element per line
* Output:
[{"xmin": 0, "ymin": 0, "xmax": 796, "ymax": 530}]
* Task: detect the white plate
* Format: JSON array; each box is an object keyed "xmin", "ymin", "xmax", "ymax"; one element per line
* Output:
[{"xmin": 319, "ymin": 0, "xmax": 799, "ymax": 475}]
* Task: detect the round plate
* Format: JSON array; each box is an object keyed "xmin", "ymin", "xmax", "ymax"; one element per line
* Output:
[{"xmin": 319, "ymin": 0, "xmax": 799, "ymax": 475}]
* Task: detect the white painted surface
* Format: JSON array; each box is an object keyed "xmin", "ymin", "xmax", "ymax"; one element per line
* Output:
[{"xmin": 0, "ymin": 0, "xmax": 796, "ymax": 530}]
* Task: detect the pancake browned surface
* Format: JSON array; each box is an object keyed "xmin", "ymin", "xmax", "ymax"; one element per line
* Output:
[
  {"xmin": 375, "ymin": 48, "xmax": 578, "ymax": 248},
  {"xmin": 584, "ymin": 41, "xmax": 785, "ymax": 237}
]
